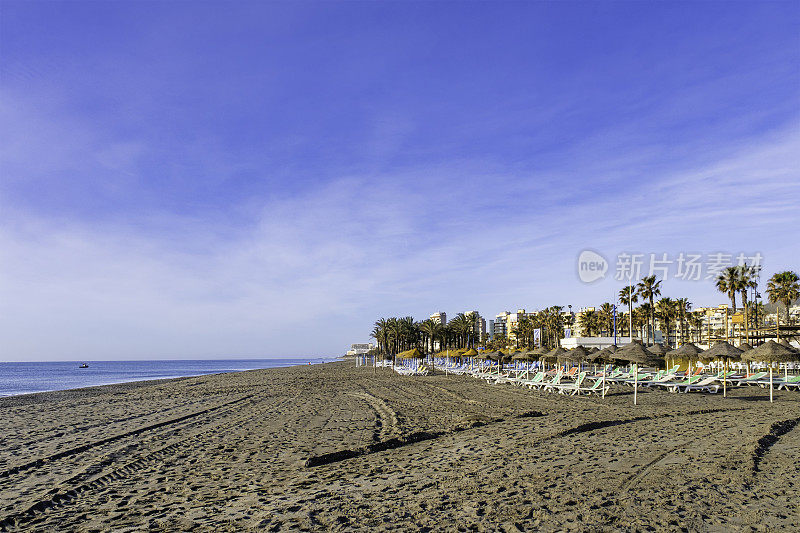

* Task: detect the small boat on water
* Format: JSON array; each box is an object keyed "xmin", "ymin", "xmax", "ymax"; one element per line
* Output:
[{"xmin": 79, "ymin": 363, "xmax": 89, "ymax": 369}]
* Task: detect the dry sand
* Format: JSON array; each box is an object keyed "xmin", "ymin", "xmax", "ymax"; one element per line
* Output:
[{"xmin": 0, "ymin": 361, "xmax": 798, "ymax": 532}]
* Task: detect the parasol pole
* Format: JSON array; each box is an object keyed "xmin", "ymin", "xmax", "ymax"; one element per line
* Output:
[
  {"xmin": 633, "ymin": 363, "xmax": 638, "ymax": 405},
  {"xmin": 769, "ymin": 363, "xmax": 773, "ymax": 403},
  {"xmin": 602, "ymin": 362, "xmax": 606, "ymax": 399},
  {"xmin": 722, "ymin": 357, "xmax": 729, "ymax": 395}
]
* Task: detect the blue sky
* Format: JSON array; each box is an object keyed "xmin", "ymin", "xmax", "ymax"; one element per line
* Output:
[{"xmin": 1, "ymin": 1, "xmax": 799, "ymax": 360}]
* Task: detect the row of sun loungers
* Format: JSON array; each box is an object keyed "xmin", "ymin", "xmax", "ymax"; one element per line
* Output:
[{"xmin": 435, "ymin": 360, "xmax": 800, "ymax": 396}]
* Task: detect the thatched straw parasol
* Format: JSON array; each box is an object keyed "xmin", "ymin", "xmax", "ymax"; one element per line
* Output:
[
  {"xmin": 558, "ymin": 346, "xmax": 589, "ymax": 363},
  {"xmin": 589, "ymin": 345, "xmax": 617, "ymax": 363},
  {"xmin": 589, "ymin": 345, "xmax": 619, "ymax": 398},
  {"xmin": 665, "ymin": 343, "xmax": 702, "ymax": 377},
  {"xmin": 666, "ymin": 343, "xmax": 702, "ymax": 358},
  {"xmin": 512, "ymin": 350, "xmax": 533, "ymax": 361},
  {"xmin": 647, "ymin": 344, "xmax": 668, "ymax": 356},
  {"xmin": 463, "ymin": 348, "xmax": 479, "ymax": 357},
  {"xmin": 778, "ymin": 340, "xmax": 799, "ymax": 354},
  {"xmin": 473, "ymin": 350, "xmax": 491, "ymax": 361},
  {"xmin": 699, "ymin": 341, "xmax": 743, "ymax": 397},
  {"xmin": 614, "ymin": 343, "xmax": 664, "ymax": 405},
  {"xmin": 547, "ymin": 346, "xmax": 568, "ymax": 358},
  {"xmin": 742, "ymin": 340, "xmax": 798, "ymax": 402},
  {"xmin": 741, "ymin": 340, "xmax": 797, "ymax": 363},
  {"xmin": 700, "ymin": 341, "xmax": 742, "ymax": 363},
  {"xmin": 615, "ymin": 343, "xmax": 664, "ymax": 367},
  {"xmin": 397, "ymin": 348, "xmax": 423, "ymax": 359}
]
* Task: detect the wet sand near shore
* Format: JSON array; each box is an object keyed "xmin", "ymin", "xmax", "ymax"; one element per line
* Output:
[{"xmin": 0, "ymin": 361, "xmax": 798, "ymax": 532}]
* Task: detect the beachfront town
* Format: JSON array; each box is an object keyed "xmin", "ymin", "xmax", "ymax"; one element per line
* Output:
[{"xmin": 348, "ymin": 269, "xmax": 800, "ymax": 356}]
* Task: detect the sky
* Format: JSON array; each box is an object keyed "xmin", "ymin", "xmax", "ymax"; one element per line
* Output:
[{"xmin": 1, "ymin": 1, "xmax": 799, "ymax": 361}]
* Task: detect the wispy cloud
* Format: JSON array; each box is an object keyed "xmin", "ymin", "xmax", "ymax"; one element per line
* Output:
[{"xmin": 2, "ymin": 2, "xmax": 798, "ymax": 359}]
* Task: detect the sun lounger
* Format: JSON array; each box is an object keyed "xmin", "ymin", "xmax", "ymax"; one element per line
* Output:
[
  {"xmin": 733, "ymin": 372, "xmax": 767, "ymax": 386},
  {"xmin": 680, "ymin": 376, "xmax": 722, "ymax": 393},
  {"xmin": 577, "ymin": 378, "xmax": 610, "ymax": 396},
  {"xmin": 548, "ymin": 372, "xmax": 586, "ymax": 395},
  {"xmin": 643, "ymin": 371, "xmax": 680, "ymax": 387},
  {"xmin": 532, "ymin": 369, "xmax": 562, "ymax": 390},
  {"xmin": 519, "ymin": 371, "xmax": 546, "ymax": 389},
  {"xmin": 651, "ymin": 374, "xmax": 703, "ymax": 392},
  {"xmin": 778, "ymin": 375, "xmax": 800, "ymax": 390}
]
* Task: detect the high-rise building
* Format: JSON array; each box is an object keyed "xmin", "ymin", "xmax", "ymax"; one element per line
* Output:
[
  {"xmin": 430, "ymin": 311, "xmax": 447, "ymax": 325},
  {"xmin": 494, "ymin": 311, "xmax": 510, "ymax": 339},
  {"xmin": 505, "ymin": 309, "xmax": 533, "ymax": 344}
]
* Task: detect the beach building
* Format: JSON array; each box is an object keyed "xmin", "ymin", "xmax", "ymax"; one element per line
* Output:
[
  {"xmin": 561, "ymin": 336, "xmax": 633, "ymax": 350},
  {"xmin": 429, "ymin": 311, "xmax": 447, "ymax": 325},
  {"xmin": 345, "ymin": 343, "xmax": 375, "ymax": 356},
  {"xmin": 505, "ymin": 309, "xmax": 532, "ymax": 345},
  {"xmin": 473, "ymin": 313, "xmax": 487, "ymax": 343},
  {"xmin": 494, "ymin": 311, "xmax": 510, "ymax": 339}
]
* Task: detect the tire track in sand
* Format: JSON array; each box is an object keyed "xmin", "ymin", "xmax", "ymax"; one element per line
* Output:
[
  {"xmin": 0, "ymin": 394, "xmax": 255, "ymax": 481},
  {"xmin": 0, "ymin": 395, "xmax": 296, "ymax": 531},
  {"xmin": 347, "ymin": 390, "xmax": 400, "ymax": 442}
]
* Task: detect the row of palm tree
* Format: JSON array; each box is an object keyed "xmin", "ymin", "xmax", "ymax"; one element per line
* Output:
[
  {"xmin": 371, "ymin": 312, "xmax": 481, "ymax": 359},
  {"xmin": 370, "ymin": 270, "xmax": 798, "ymax": 356}
]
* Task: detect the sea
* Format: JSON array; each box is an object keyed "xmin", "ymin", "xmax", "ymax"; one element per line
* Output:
[{"xmin": 0, "ymin": 357, "xmax": 339, "ymax": 397}]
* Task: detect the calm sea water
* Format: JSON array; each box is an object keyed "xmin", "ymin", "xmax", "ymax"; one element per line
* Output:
[{"xmin": 0, "ymin": 358, "xmax": 339, "ymax": 397}]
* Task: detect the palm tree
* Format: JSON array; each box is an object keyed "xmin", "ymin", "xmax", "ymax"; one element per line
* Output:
[
  {"xmin": 766, "ymin": 271, "xmax": 800, "ymax": 325},
  {"xmin": 736, "ymin": 265, "xmax": 758, "ymax": 341},
  {"xmin": 716, "ymin": 266, "xmax": 739, "ymax": 312},
  {"xmin": 514, "ymin": 316, "xmax": 536, "ymax": 348},
  {"xmin": 689, "ymin": 311, "xmax": 705, "ymax": 344},
  {"xmin": 635, "ymin": 303, "xmax": 651, "ymax": 342},
  {"xmin": 637, "ymin": 275, "xmax": 662, "ymax": 345},
  {"xmin": 598, "ymin": 303, "xmax": 614, "ymax": 336},
  {"xmin": 619, "ymin": 286, "xmax": 638, "ymax": 338},
  {"xmin": 547, "ymin": 306, "xmax": 565, "ymax": 347},
  {"xmin": 418, "ymin": 319, "xmax": 438, "ymax": 355},
  {"xmin": 655, "ymin": 297, "xmax": 675, "ymax": 348},
  {"xmin": 579, "ymin": 309, "xmax": 599, "ymax": 337},
  {"xmin": 464, "ymin": 311, "xmax": 479, "ymax": 347},
  {"xmin": 372, "ymin": 318, "xmax": 390, "ymax": 355},
  {"xmin": 674, "ymin": 298, "xmax": 692, "ymax": 345}
]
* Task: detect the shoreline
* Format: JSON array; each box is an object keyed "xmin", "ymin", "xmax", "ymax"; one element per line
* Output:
[
  {"xmin": 1, "ymin": 361, "xmax": 797, "ymax": 530},
  {"xmin": 0, "ymin": 357, "xmax": 339, "ymax": 400}
]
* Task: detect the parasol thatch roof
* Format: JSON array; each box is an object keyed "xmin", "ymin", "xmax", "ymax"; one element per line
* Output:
[
  {"xmin": 589, "ymin": 345, "xmax": 618, "ymax": 362},
  {"xmin": 699, "ymin": 341, "xmax": 742, "ymax": 363},
  {"xmin": 647, "ymin": 344, "xmax": 668, "ymax": 356},
  {"xmin": 548, "ymin": 346, "xmax": 568, "ymax": 357},
  {"xmin": 463, "ymin": 348, "xmax": 479, "ymax": 357},
  {"xmin": 512, "ymin": 350, "xmax": 534, "ymax": 361},
  {"xmin": 614, "ymin": 342, "xmax": 665, "ymax": 366},
  {"xmin": 397, "ymin": 348, "xmax": 423, "ymax": 359},
  {"xmin": 779, "ymin": 340, "xmax": 799, "ymax": 354},
  {"xmin": 742, "ymin": 340, "xmax": 798, "ymax": 363},
  {"xmin": 666, "ymin": 343, "xmax": 702, "ymax": 358},
  {"xmin": 559, "ymin": 345, "xmax": 590, "ymax": 363}
]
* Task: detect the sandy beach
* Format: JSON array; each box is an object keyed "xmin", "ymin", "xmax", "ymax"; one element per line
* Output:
[{"xmin": 0, "ymin": 361, "xmax": 798, "ymax": 532}]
